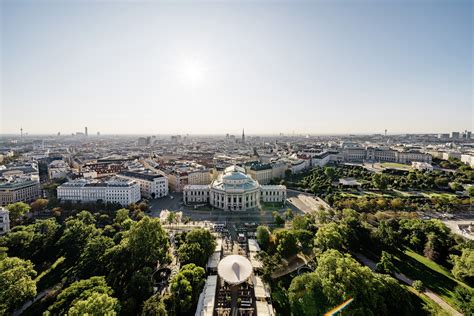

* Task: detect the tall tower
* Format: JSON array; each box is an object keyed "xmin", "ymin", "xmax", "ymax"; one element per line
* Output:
[
  {"xmin": 242, "ymin": 129, "xmax": 245, "ymax": 143},
  {"xmin": 20, "ymin": 127, "xmax": 23, "ymax": 139},
  {"xmin": 85, "ymin": 126, "xmax": 88, "ymax": 136}
]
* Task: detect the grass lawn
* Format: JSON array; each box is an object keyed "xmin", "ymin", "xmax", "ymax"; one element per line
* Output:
[
  {"xmin": 421, "ymin": 192, "xmax": 458, "ymax": 199},
  {"xmin": 393, "ymin": 249, "xmax": 472, "ymax": 312},
  {"xmin": 406, "ymin": 286, "xmax": 449, "ymax": 316},
  {"xmin": 260, "ymin": 202, "xmax": 286, "ymax": 212}
]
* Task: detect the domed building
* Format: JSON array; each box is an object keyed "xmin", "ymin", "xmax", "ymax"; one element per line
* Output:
[{"xmin": 183, "ymin": 165, "xmax": 286, "ymax": 211}]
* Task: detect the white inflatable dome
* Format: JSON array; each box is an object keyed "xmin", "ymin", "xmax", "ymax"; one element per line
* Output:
[{"xmin": 217, "ymin": 255, "xmax": 253, "ymax": 285}]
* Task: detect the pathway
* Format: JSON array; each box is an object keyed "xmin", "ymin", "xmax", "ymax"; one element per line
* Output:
[
  {"xmin": 353, "ymin": 253, "xmax": 462, "ymax": 316},
  {"xmin": 271, "ymin": 253, "xmax": 309, "ymax": 279}
]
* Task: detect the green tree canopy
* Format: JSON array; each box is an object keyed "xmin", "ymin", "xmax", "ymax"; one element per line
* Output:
[
  {"xmin": 0, "ymin": 218, "xmax": 60, "ymax": 259},
  {"xmin": 141, "ymin": 294, "xmax": 168, "ymax": 316},
  {"xmin": 128, "ymin": 216, "xmax": 169, "ymax": 267},
  {"xmin": 256, "ymin": 226, "xmax": 271, "ymax": 250},
  {"xmin": 58, "ymin": 211, "xmax": 99, "ymax": 260},
  {"xmin": 177, "ymin": 228, "xmax": 216, "ymax": 267},
  {"xmin": 289, "ymin": 250, "xmax": 413, "ymax": 315},
  {"xmin": 68, "ymin": 292, "xmax": 120, "ymax": 316},
  {"xmin": 275, "ymin": 230, "xmax": 298, "ymax": 258},
  {"xmin": 451, "ymin": 248, "xmax": 473, "ymax": 284},
  {"xmin": 0, "ymin": 256, "xmax": 37, "ymax": 314},
  {"xmin": 314, "ymin": 222, "xmax": 347, "ymax": 252},
  {"xmin": 48, "ymin": 276, "xmax": 113, "ymax": 315},
  {"xmin": 76, "ymin": 235, "xmax": 115, "ymax": 278},
  {"xmin": 6, "ymin": 202, "xmax": 30, "ymax": 222}
]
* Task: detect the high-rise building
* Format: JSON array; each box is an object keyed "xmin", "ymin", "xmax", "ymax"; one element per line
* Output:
[{"xmin": 85, "ymin": 126, "xmax": 88, "ymax": 136}]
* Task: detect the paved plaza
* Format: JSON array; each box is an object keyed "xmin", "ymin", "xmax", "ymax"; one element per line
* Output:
[{"xmin": 149, "ymin": 191, "xmax": 304, "ymax": 226}]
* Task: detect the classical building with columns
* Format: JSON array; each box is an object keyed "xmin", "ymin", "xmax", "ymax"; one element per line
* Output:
[{"xmin": 183, "ymin": 165, "xmax": 286, "ymax": 211}]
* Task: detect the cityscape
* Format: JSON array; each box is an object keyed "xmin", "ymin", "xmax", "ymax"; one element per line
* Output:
[{"xmin": 1, "ymin": 1, "xmax": 473, "ymax": 316}]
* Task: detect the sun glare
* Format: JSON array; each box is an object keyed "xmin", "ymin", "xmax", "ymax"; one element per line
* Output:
[{"xmin": 180, "ymin": 58, "xmax": 207, "ymax": 85}]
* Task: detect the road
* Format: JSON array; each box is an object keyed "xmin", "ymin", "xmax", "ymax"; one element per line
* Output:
[
  {"xmin": 353, "ymin": 253, "xmax": 462, "ymax": 316},
  {"xmin": 149, "ymin": 193, "xmax": 294, "ymax": 225}
]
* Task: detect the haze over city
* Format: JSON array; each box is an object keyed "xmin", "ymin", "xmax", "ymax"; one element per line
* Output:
[
  {"xmin": 0, "ymin": 1, "xmax": 474, "ymax": 316},
  {"xmin": 1, "ymin": 0, "xmax": 472, "ymax": 135}
]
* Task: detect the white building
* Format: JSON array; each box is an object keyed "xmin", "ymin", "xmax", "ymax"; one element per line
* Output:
[
  {"xmin": 412, "ymin": 161, "xmax": 434, "ymax": 171},
  {"xmin": 461, "ymin": 154, "xmax": 474, "ymax": 168},
  {"xmin": 57, "ymin": 178, "xmax": 141, "ymax": 206},
  {"xmin": 183, "ymin": 165, "xmax": 286, "ymax": 211},
  {"xmin": 0, "ymin": 207, "xmax": 10, "ymax": 235},
  {"xmin": 117, "ymin": 170, "xmax": 168, "ymax": 198}
]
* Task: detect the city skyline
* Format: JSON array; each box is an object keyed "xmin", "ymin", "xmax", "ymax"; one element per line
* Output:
[{"xmin": 1, "ymin": 0, "xmax": 472, "ymax": 134}]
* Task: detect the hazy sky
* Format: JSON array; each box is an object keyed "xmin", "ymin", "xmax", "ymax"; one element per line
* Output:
[{"xmin": 1, "ymin": 0, "xmax": 472, "ymax": 135}]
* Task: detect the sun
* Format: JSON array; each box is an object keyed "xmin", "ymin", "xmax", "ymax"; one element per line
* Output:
[{"xmin": 180, "ymin": 58, "xmax": 207, "ymax": 86}]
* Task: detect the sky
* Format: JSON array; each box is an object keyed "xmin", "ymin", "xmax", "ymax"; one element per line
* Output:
[{"xmin": 1, "ymin": 0, "xmax": 472, "ymax": 135}]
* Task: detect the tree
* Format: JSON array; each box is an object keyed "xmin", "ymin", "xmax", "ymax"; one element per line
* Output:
[
  {"xmin": 177, "ymin": 228, "xmax": 216, "ymax": 267},
  {"xmin": 179, "ymin": 264, "xmax": 206, "ymax": 303},
  {"xmin": 373, "ymin": 174, "xmax": 389, "ymax": 190},
  {"xmin": 284, "ymin": 209, "xmax": 294, "ymax": 220},
  {"xmin": 114, "ymin": 208, "xmax": 130, "ymax": 226},
  {"xmin": 48, "ymin": 276, "xmax": 113, "ymax": 315},
  {"xmin": 324, "ymin": 167, "xmax": 336, "ymax": 180},
  {"xmin": 76, "ymin": 235, "xmax": 114, "ymax": 278},
  {"xmin": 275, "ymin": 230, "xmax": 298, "ymax": 258},
  {"xmin": 256, "ymin": 226, "xmax": 271, "ymax": 250},
  {"xmin": 451, "ymin": 248, "xmax": 473, "ymax": 283},
  {"xmin": 0, "ymin": 218, "xmax": 60, "ymax": 259},
  {"xmin": 289, "ymin": 249, "xmax": 414, "ymax": 315},
  {"xmin": 288, "ymin": 272, "xmax": 328, "ymax": 315},
  {"xmin": 449, "ymin": 182, "xmax": 463, "ymax": 192},
  {"xmin": 142, "ymin": 294, "xmax": 168, "ymax": 316},
  {"xmin": 6, "ymin": 202, "xmax": 30, "ymax": 222},
  {"xmin": 30, "ymin": 198, "xmax": 49, "ymax": 213},
  {"xmin": 467, "ymin": 186, "xmax": 474, "ymax": 198},
  {"xmin": 292, "ymin": 215, "xmax": 311, "ymax": 231},
  {"xmin": 68, "ymin": 292, "xmax": 120, "ymax": 316},
  {"xmin": 376, "ymin": 251, "xmax": 395, "ymax": 274},
  {"xmin": 0, "ymin": 256, "xmax": 37, "ymax": 314},
  {"xmin": 128, "ymin": 267, "xmax": 154, "ymax": 303},
  {"xmin": 412, "ymin": 280, "xmax": 424, "ymax": 292},
  {"xmin": 138, "ymin": 202, "xmax": 149, "ymax": 212},
  {"xmin": 390, "ymin": 198, "xmax": 404, "ymax": 210},
  {"xmin": 453, "ymin": 285, "xmax": 474, "ymax": 315},
  {"xmin": 58, "ymin": 212, "xmax": 99, "ymax": 260},
  {"xmin": 128, "ymin": 216, "xmax": 169, "ymax": 268},
  {"xmin": 170, "ymin": 273, "xmax": 193, "ymax": 314},
  {"xmin": 423, "ymin": 233, "xmax": 440, "ymax": 261},
  {"xmin": 314, "ymin": 222, "xmax": 346, "ymax": 251},
  {"xmin": 272, "ymin": 211, "xmax": 285, "ymax": 226}
]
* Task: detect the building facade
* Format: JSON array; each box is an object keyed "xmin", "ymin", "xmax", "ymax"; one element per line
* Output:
[
  {"xmin": 57, "ymin": 178, "xmax": 141, "ymax": 205},
  {"xmin": 117, "ymin": 171, "xmax": 168, "ymax": 198},
  {"xmin": 247, "ymin": 163, "xmax": 273, "ymax": 184},
  {"xmin": 188, "ymin": 169, "xmax": 212, "ymax": 185},
  {"xmin": 0, "ymin": 207, "xmax": 11, "ymax": 235},
  {"xmin": 183, "ymin": 165, "xmax": 287, "ymax": 211},
  {"xmin": 0, "ymin": 179, "xmax": 41, "ymax": 206}
]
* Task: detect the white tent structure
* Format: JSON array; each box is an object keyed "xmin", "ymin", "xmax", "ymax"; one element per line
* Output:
[{"xmin": 217, "ymin": 255, "xmax": 253, "ymax": 285}]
